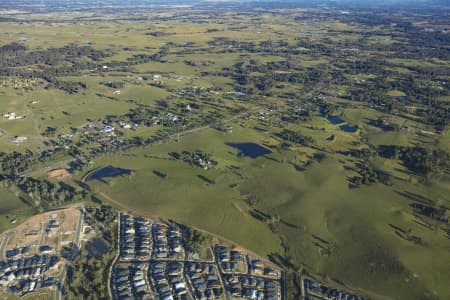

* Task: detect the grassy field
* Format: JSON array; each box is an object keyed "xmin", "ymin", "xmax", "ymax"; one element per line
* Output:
[
  {"xmin": 79, "ymin": 127, "xmax": 283, "ymax": 257},
  {"xmin": 77, "ymin": 123, "xmax": 450, "ymax": 300},
  {"xmin": 0, "ymin": 187, "xmax": 35, "ymax": 233}
]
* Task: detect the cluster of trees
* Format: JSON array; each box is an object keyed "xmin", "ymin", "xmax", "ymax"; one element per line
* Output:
[
  {"xmin": 367, "ymin": 118, "xmax": 398, "ymax": 131},
  {"xmin": 0, "ymin": 43, "xmax": 110, "ymax": 68},
  {"xmin": 340, "ymin": 145, "xmax": 450, "ymax": 178},
  {"xmin": 0, "ymin": 42, "xmax": 27, "ymax": 55},
  {"xmin": 0, "ymin": 43, "xmax": 111, "ymax": 85},
  {"xmin": 184, "ymin": 227, "xmax": 211, "ymax": 254},
  {"xmin": 0, "ymin": 42, "xmax": 170, "ymax": 93},
  {"xmin": 349, "ymin": 160, "xmax": 391, "ymax": 188},
  {"xmin": 44, "ymin": 77, "xmax": 87, "ymax": 94},
  {"xmin": 318, "ymin": 102, "xmax": 337, "ymax": 118},
  {"xmin": 0, "ymin": 175, "xmax": 86, "ymax": 210},
  {"xmin": 231, "ymin": 59, "xmax": 329, "ymax": 93},
  {"xmin": 390, "ymin": 224, "xmax": 427, "ymax": 246},
  {"xmin": 417, "ymin": 104, "xmax": 449, "ymax": 130},
  {"xmin": 378, "ymin": 145, "xmax": 450, "ymax": 176},
  {"xmin": 65, "ymin": 205, "xmax": 117, "ymax": 300},
  {"xmin": 42, "ymin": 126, "xmax": 58, "ymax": 137},
  {"xmin": 208, "ymin": 14, "xmax": 449, "ymax": 131},
  {"xmin": 347, "ymin": 86, "xmax": 393, "ymax": 111},
  {"xmin": 285, "ymin": 272, "xmax": 302, "ymax": 300},
  {"xmin": 249, "ymin": 209, "xmax": 282, "ymax": 233},
  {"xmin": 208, "ymin": 37, "xmax": 257, "ymax": 52},
  {"xmin": 146, "ymin": 31, "xmax": 168, "ymax": 37},
  {"xmin": 65, "ymin": 245, "xmax": 112, "ymax": 300},
  {"xmin": 0, "ymin": 149, "xmax": 90, "ymax": 214},
  {"xmin": 0, "ymin": 149, "xmax": 57, "ymax": 174},
  {"xmin": 103, "ymin": 50, "xmax": 168, "ymax": 69},
  {"xmin": 169, "ymin": 150, "xmax": 217, "ymax": 169},
  {"xmin": 103, "ymin": 81, "xmax": 124, "ymax": 89},
  {"xmin": 116, "ymin": 105, "xmax": 160, "ymax": 126},
  {"xmin": 346, "ymin": 13, "xmax": 450, "ymax": 60},
  {"xmin": 89, "ymin": 205, "xmax": 117, "ymax": 243},
  {"xmin": 277, "ymin": 129, "xmax": 314, "ymax": 147},
  {"xmin": 346, "ymin": 74, "xmax": 449, "ymax": 128},
  {"xmin": 184, "ymin": 60, "xmax": 214, "ymax": 67}
]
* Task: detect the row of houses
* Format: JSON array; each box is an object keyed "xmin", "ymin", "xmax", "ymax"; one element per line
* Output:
[
  {"xmin": 224, "ymin": 274, "xmax": 281, "ymax": 300},
  {"xmin": 216, "ymin": 246, "xmax": 280, "ymax": 279},
  {"xmin": 119, "ymin": 214, "xmax": 187, "ymax": 261},
  {"xmin": 149, "ymin": 261, "xmax": 190, "ymax": 300},
  {"xmin": 0, "ymin": 254, "xmax": 60, "ymax": 297},
  {"xmin": 81, "ymin": 123, "xmax": 116, "ymax": 136},
  {"xmin": 248, "ymin": 257, "xmax": 280, "ymax": 278},
  {"xmin": 120, "ymin": 213, "xmax": 153, "ymax": 261},
  {"xmin": 215, "ymin": 246, "xmax": 282, "ymax": 300},
  {"xmin": 113, "ymin": 213, "xmax": 284, "ymax": 300},
  {"xmin": 216, "ymin": 245, "xmax": 247, "ymax": 274},
  {"xmin": 184, "ymin": 262, "xmax": 223, "ymax": 300},
  {"xmin": 303, "ymin": 278, "xmax": 365, "ymax": 300},
  {"xmin": 113, "ymin": 262, "xmax": 151, "ymax": 300},
  {"xmin": 8, "ymin": 277, "xmax": 56, "ymax": 297},
  {"xmin": 6, "ymin": 247, "xmax": 30, "ymax": 259},
  {"xmin": 152, "ymin": 223, "xmax": 185, "ymax": 260}
]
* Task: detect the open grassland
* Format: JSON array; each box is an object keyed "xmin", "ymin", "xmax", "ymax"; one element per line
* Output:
[
  {"xmin": 77, "ymin": 123, "xmax": 450, "ymax": 300},
  {"xmin": 78, "ymin": 127, "xmax": 283, "ymax": 257},
  {"xmin": 241, "ymin": 157, "xmax": 450, "ymax": 299},
  {"xmin": 0, "ymin": 187, "xmax": 35, "ymax": 233}
]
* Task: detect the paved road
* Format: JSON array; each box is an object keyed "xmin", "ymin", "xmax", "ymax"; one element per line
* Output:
[
  {"xmin": 56, "ymin": 208, "xmax": 83, "ymax": 300},
  {"xmin": 37, "ymin": 222, "xmax": 47, "ymax": 252},
  {"xmin": 73, "ymin": 208, "xmax": 84, "ymax": 248},
  {"xmin": 108, "ymin": 212, "xmax": 121, "ymax": 300},
  {"xmin": 56, "ymin": 263, "xmax": 68, "ymax": 300},
  {"xmin": 0, "ymin": 231, "xmax": 14, "ymax": 260}
]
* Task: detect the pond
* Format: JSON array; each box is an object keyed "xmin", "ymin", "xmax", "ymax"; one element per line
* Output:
[
  {"xmin": 340, "ymin": 125, "xmax": 358, "ymax": 133},
  {"xmin": 85, "ymin": 165, "xmax": 132, "ymax": 181},
  {"xmin": 226, "ymin": 142, "xmax": 272, "ymax": 159},
  {"xmin": 327, "ymin": 116, "xmax": 345, "ymax": 125},
  {"xmin": 87, "ymin": 238, "xmax": 110, "ymax": 257}
]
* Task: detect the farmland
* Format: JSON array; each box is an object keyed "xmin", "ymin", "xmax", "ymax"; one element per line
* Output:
[{"xmin": 0, "ymin": 0, "xmax": 449, "ymax": 299}]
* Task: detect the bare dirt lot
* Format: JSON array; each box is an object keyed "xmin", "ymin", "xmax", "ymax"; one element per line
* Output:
[
  {"xmin": 47, "ymin": 168, "xmax": 72, "ymax": 182},
  {"xmin": 4, "ymin": 206, "xmax": 81, "ymax": 255}
]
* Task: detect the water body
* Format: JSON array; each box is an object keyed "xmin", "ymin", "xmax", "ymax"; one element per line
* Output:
[
  {"xmin": 87, "ymin": 238, "xmax": 110, "ymax": 257},
  {"xmin": 340, "ymin": 125, "xmax": 358, "ymax": 133},
  {"xmin": 85, "ymin": 165, "xmax": 132, "ymax": 181},
  {"xmin": 328, "ymin": 116, "xmax": 345, "ymax": 125},
  {"xmin": 226, "ymin": 142, "xmax": 272, "ymax": 159}
]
